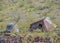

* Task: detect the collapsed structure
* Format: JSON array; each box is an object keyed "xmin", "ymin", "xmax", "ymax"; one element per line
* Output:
[{"xmin": 29, "ymin": 17, "xmax": 57, "ymax": 32}]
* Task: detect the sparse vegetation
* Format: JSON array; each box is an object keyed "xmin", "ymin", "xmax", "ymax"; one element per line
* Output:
[{"xmin": 0, "ymin": 0, "xmax": 60, "ymax": 42}]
